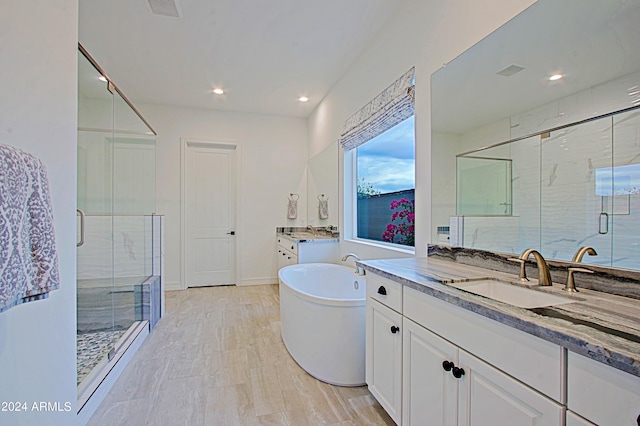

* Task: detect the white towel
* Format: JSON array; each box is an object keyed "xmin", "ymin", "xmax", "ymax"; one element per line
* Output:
[
  {"xmin": 319, "ymin": 199, "xmax": 329, "ymax": 219},
  {"xmin": 287, "ymin": 199, "xmax": 297, "ymax": 219},
  {"xmin": 0, "ymin": 144, "xmax": 60, "ymax": 312}
]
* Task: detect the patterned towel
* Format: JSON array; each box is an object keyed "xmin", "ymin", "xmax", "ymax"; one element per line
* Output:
[
  {"xmin": 0, "ymin": 144, "xmax": 60, "ymax": 312},
  {"xmin": 319, "ymin": 199, "xmax": 329, "ymax": 219},
  {"xmin": 287, "ymin": 199, "xmax": 297, "ymax": 219}
]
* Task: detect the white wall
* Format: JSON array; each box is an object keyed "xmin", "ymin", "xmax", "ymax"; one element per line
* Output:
[
  {"xmin": 138, "ymin": 104, "xmax": 308, "ymax": 289},
  {"xmin": 0, "ymin": 1, "xmax": 78, "ymax": 425},
  {"xmin": 307, "ymin": 0, "xmax": 537, "ymax": 261}
]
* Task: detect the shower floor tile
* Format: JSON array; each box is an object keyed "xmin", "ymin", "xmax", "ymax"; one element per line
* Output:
[{"xmin": 77, "ymin": 329, "xmax": 127, "ymax": 385}]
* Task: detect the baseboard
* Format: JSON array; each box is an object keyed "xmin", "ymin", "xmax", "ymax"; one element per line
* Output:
[
  {"xmin": 164, "ymin": 280, "xmax": 183, "ymax": 291},
  {"xmin": 238, "ymin": 276, "xmax": 278, "ymax": 286}
]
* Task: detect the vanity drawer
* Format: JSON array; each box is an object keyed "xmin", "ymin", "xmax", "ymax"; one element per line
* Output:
[
  {"xmin": 367, "ymin": 273, "xmax": 402, "ymax": 313},
  {"xmin": 568, "ymin": 351, "xmax": 640, "ymax": 426},
  {"xmin": 277, "ymin": 236, "xmax": 298, "ymax": 256}
]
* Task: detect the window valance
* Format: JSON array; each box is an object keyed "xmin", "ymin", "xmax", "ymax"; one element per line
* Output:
[{"xmin": 339, "ymin": 67, "xmax": 415, "ymax": 151}]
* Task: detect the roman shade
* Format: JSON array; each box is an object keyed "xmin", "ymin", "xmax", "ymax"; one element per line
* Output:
[{"xmin": 339, "ymin": 67, "xmax": 415, "ymax": 151}]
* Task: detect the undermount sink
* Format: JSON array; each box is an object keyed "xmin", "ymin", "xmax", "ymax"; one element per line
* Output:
[{"xmin": 448, "ymin": 279, "xmax": 576, "ymax": 309}]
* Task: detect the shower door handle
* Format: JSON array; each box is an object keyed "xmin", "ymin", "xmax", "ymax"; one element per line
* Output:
[
  {"xmin": 598, "ymin": 212, "xmax": 609, "ymax": 235},
  {"xmin": 77, "ymin": 208, "xmax": 85, "ymax": 247}
]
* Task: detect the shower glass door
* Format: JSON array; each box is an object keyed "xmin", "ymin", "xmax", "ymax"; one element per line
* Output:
[
  {"xmin": 540, "ymin": 118, "xmax": 614, "ymax": 265},
  {"xmin": 77, "ymin": 49, "xmax": 117, "ymax": 388},
  {"xmin": 77, "ymin": 47, "xmax": 157, "ymax": 392}
]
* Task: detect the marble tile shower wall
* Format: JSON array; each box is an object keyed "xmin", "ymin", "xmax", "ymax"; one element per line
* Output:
[
  {"xmin": 77, "ymin": 216, "xmax": 154, "ymax": 281},
  {"xmin": 460, "ymin": 70, "xmax": 640, "ymax": 268}
]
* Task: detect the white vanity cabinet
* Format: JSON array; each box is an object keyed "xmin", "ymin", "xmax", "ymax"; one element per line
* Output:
[
  {"xmin": 277, "ymin": 236, "xmax": 298, "ymax": 269},
  {"xmin": 403, "ymin": 315, "xmax": 563, "ymax": 426},
  {"xmin": 366, "ymin": 274, "xmax": 403, "ymax": 424},
  {"xmin": 276, "ymin": 235, "xmax": 338, "ymax": 270},
  {"xmin": 567, "ymin": 351, "xmax": 640, "ymax": 426},
  {"xmin": 365, "ymin": 271, "xmax": 564, "ymax": 426},
  {"xmin": 402, "ymin": 317, "xmax": 458, "ymax": 425}
]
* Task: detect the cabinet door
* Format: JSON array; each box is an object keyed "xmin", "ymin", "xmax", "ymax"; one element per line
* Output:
[
  {"xmin": 568, "ymin": 351, "xmax": 640, "ymax": 426},
  {"xmin": 457, "ymin": 351, "xmax": 563, "ymax": 426},
  {"xmin": 566, "ymin": 411, "xmax": 596, "ymax": 426},
  {"xmin": 366, "ymin": 298, "xmax": 402, "ymax": 424},
  {"xmin": 403, "ymin": 318, "xmax": 458, "ymax": 426}
]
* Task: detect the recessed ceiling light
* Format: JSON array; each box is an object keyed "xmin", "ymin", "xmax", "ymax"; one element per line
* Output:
[
  {"xmin": 298, "ymin": 96, "xmax": 309, "ymax": 102},
  {"xmin": 98, "ymin": 75, "xmax": 107, "ymax": 82},
  {"xmin": 549, "ymin": 73, "xmax": 563, "ymax": 81},
  {"xmin": 212, "ymin": 88, "xmax": 224, "ymax": 95}
]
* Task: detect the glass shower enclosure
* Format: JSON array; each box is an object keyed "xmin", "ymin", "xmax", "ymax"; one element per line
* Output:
[
  {"xmin": 77, "ymin": 46, "xmax": 158, "ymax": 393},
  {"xmin": 454, "ymin": 107, "xmax": 640, "ymax": 270}
]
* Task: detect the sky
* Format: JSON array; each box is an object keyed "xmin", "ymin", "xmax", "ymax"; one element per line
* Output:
[{"xmin": 357, "ymin": 115, "xmax": 415, "ymax": 194}]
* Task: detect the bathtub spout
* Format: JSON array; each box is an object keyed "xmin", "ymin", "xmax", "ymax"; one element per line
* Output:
[{"xmin": 341, "ymin": 253, "xmax": 365, "ymax": 275}]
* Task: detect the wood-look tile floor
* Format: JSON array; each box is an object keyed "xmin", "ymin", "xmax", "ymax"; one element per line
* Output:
[{"xmin": 88, "ymin": 284, "xmax": 395, "ymax": 425}]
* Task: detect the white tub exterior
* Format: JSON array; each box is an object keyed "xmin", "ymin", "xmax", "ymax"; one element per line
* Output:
[{"xmin": 278, "ymin": 263, "xmax": 366, "ymax": 386}]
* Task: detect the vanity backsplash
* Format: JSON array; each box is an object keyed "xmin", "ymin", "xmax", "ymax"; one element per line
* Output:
[{"xmin": 428, "ymin": 244, "xmax": 640, "ymax": 300}]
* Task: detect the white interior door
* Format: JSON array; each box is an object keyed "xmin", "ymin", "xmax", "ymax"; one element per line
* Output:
[{"xmin": 185, "ymin": 141, "xmax": 236, "ymax": 287}]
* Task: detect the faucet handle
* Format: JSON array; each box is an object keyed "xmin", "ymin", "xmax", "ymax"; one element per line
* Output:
[
  {"xmin": 564, "ymin": 267, "xmax": 593, "ymax": 293},
  {"xmin": 508, "ymin": 258, "xmax": 529, "ymax": 282}
]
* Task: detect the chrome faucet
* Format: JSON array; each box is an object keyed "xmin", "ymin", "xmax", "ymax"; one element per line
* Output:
[
  {"xmin": 572, "ymin": 246, "xmax": 597, "ymax": 263},
  {"xmin": 341, "ymin": 253, "xmax": 365, "ymax": 275},
  {"xmin": 518, "ymin": 249, "xmax": 553, "ymax": 286}
]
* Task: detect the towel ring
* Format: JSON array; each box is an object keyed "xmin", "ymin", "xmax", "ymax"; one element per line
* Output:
[
  {"xmin": 289, "ymin": 193, "xmax": 299, "ymax": 201},
  {"xmin": 318, "ymin": 194, "xmax": 327, "ymax": 201}
]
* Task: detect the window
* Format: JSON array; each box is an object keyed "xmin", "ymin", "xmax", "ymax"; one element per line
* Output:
[
  {"xmin": 340, "ymin": 67, "xmax": 416, "ymax": 247},
  {"xmin": 356, "ymin": 115, "xmax": 415, "ymax": 246}
]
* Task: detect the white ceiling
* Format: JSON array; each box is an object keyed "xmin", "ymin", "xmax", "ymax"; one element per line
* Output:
[
  {"xmin": 431, "ymin": 0, "xmax": 640, "ymax": 135},
  {"xmin": 79, "ymin": 0, "xmax": 405, "ymax": 118}
]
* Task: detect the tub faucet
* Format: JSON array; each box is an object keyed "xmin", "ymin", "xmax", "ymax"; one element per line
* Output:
[
  {"xmin": 342, "ymin": 253, "xmax": 365, "ymax": 275},
  {"xmin": 518, "ymin": 249, "xmax": 553, "ymax": 286},
  {"xmin": 572, "ymin": 246, "xmax": 597, "ymax": 263}
]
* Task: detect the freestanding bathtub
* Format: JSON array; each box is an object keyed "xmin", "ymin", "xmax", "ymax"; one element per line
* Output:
[{"xmin": 278, "ymin": 263, "xmax": 366, "ymax": 386}]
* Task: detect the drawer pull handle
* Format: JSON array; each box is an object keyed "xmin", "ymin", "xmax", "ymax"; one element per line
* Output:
[
  {"xmin": 442, "ymin": 360, "xmax": 454, "ymax": 371},
  {"xmin": 390, "ymin": 326, "xmax": 400, "ymax": 334},
  {"xmin": 452, "ymin": 366, "xmax": 465, "ymax": 379},
  {"xmin": 377, "ymin": 286, "xmax": 387, "ymax": 295}
]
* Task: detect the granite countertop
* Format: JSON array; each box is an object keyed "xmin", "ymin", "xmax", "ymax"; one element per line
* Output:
[
  {"xmin": 358, "ymin": 256, "xmax": 640, "ymax": 378},
  {"xmin": 277, "ymin": 231, "xmax": 339, "ymax": 243}
]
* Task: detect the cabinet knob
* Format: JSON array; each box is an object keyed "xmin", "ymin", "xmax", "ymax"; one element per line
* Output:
[
  {"xmin": 637, "ymin": 413, "xmax": 640, "ymax": 426},
  {"xmin": 377, "ymin": 286, "xmax": 387, "ymax": 295},
  {"xmin": 452, "ymin": 366, "xmax": 465, "ymax": 379},
  {"xmin": 390, "ymin": 325, "xmax": 400, "ymax": 334},
  {"xmin": 442, "ymin": 360, "xmax": 454, "ymax": 371}
]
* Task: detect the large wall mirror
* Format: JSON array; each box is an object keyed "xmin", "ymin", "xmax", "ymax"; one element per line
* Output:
[
  {"xmin": 431, "ymin": 0, "xmax": 640, "ymax": 270},
  {"xmin": 307, "ymin": 141, "xmax": 339, "ymax": 228}
]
